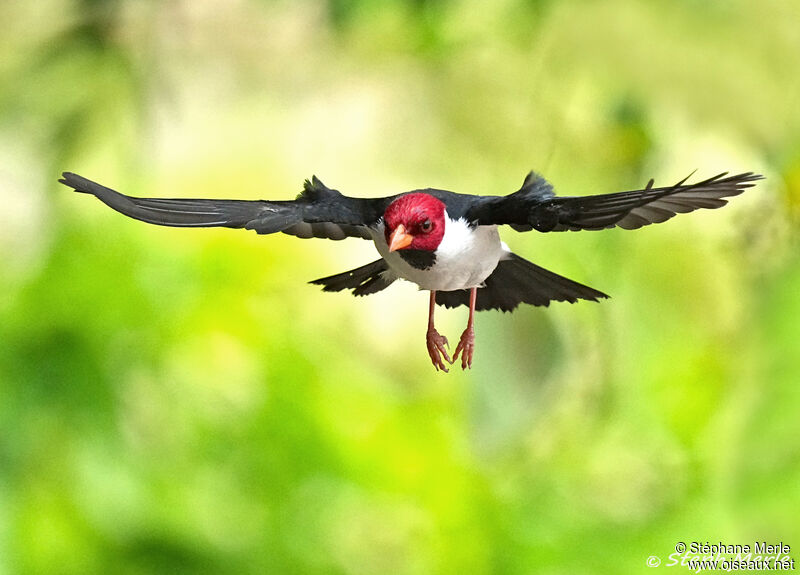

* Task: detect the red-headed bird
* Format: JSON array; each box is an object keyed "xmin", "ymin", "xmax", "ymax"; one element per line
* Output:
[{"xmin": 60, "ymin": 170, "xmax": 762, "ymax": 371}]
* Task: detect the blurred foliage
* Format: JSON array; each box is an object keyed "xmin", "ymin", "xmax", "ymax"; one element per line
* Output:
[{"xmin": 1, "ymin": 0, "xmax": 799, "ymax": 574}]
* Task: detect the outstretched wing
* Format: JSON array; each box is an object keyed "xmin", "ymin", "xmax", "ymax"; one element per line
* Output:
[
  {"xmin": 467, "ymin": 171, "xmax": 764, "ymax": 232},
  {"xmin": 59, "ymin": 172, "xmax": 386, "ymax": 241}
]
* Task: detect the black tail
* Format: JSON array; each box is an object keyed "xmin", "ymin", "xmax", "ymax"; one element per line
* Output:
[
  {"xmin": 435, "ymin": 253, "xmax": 608, "ymax": 312},
  {"xmin": 310, "ymin": 259, "xmax": 397, "ymax": 296}
]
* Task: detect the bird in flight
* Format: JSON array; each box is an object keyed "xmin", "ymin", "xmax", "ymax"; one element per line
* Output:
[{"xmin": 60, "ymin": 170, "xmax": 763, "ymax": 371}]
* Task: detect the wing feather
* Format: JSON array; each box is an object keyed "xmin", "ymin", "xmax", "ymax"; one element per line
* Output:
[
  {"xmin": 468, "ymin": 171, "xmax": 763, "ymax": 232},
  {"xmin": 435, "ymin": 253, "xmax": 608, "ymax": 312},
  {"xmin": 59, "ymin": 172, "xmax": 382, "ymax": 240}
]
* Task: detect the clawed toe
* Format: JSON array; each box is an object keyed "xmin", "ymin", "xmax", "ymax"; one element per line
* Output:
[
  {"xmin": 426, "ymin": 329, "xmax": 452, "ymax": 372},
  {"xmin": 453, "ymin": 327, "xmax": 475, "ymax": 370}
]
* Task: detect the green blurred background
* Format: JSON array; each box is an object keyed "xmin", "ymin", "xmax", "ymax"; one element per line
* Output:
[{"xmin": 1, "ymin": 0, "xmax": 799, "ymax": 573}]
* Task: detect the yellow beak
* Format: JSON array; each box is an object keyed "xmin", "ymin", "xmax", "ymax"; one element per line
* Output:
[{"xmin": 388, "ymin": 224, "xmax": 414, "ymax": 252}]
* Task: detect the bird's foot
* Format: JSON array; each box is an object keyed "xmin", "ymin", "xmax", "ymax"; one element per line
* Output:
[
  {"xmin": 453, "ymin": 326, "xmax": 475, "ymax": 370},
  {"xmin": 426, "ymin": 328, "xmax": 452, "ymax": 372}
]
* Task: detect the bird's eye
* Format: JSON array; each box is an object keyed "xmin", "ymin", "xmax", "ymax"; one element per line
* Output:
[{"xmin": 420, "ymin": 219, "xmax": 432, "ymax": 233}]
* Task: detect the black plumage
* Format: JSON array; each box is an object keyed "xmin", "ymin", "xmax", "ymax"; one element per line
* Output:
[
  {"xmin": 59, "ymin": 170, "xmax": 763, "ymax": 311},
  {"xmin": 310, "ymin": 254, "xmax": 607, "ymax": 312},
  {"xmin": 309, "ymin": 259, "xmax": 396, "ymax": 296},
  {"xmin": 435, "ymin": 254, "xmax": 608, "ymax": 312},
  {"xmin": 59, "ymin": 172, "xmax": 383, "ymax": 240},
  {"xmin": 465, "ymin": 171, "xmax": 762, "ymax": 232}
]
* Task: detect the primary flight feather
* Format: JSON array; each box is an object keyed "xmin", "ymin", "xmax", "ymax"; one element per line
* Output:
[{"xmin": 60, "ymin": 170, "xmax": 763, "ymax": 371}]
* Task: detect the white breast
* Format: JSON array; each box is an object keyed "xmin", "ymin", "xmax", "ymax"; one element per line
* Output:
[{"xmin": 372, "ymin": 212, "xmax": 509, "ymax": 292}]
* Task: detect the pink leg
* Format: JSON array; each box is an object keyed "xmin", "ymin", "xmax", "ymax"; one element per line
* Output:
[
  {"xmin": 426, "ymin": 291, "xmax": 452, "ymax": 372},
  {"xmin": 453, "ymin": 287, "xmax": 477, "ymax": 370}
]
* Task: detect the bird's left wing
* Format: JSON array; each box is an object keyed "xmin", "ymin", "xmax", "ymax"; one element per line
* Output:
[
  {"xmin": 466, "ymin": 171, "xmax": 764, "ymax": 232},
  {"xmin": 59, "ymin": 172, "xmax": 386, "ymax": 241}
]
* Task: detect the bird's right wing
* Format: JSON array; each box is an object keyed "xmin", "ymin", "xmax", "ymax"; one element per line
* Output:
[
  {"xmin": 467, "ymin": 171, "xmax": 764, "ymax": 232},
  {"xmin": 59, "ymin": 172, "xmax": 386, "ymax": 241}
]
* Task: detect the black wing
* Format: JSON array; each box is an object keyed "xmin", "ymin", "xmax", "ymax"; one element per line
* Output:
[
  {"xmin": 59, "ymin": 172, "xmax": 386, "ymax": 241},
  {"xmin": 435, "ymin": 253, "xmax": 608, "ymax": 312},
  {"xmin": 467, "ymin": 171, "xmax": 764, "ymax": 232},
  {"xmin": 309, "ymin": 259, "xmax": 397, "ymax": 296}
]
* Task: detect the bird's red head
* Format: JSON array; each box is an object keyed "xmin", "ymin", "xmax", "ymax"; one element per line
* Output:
[{"xmin": 383, "ymin": 193, "xmax": 446, "ymax": 252}]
